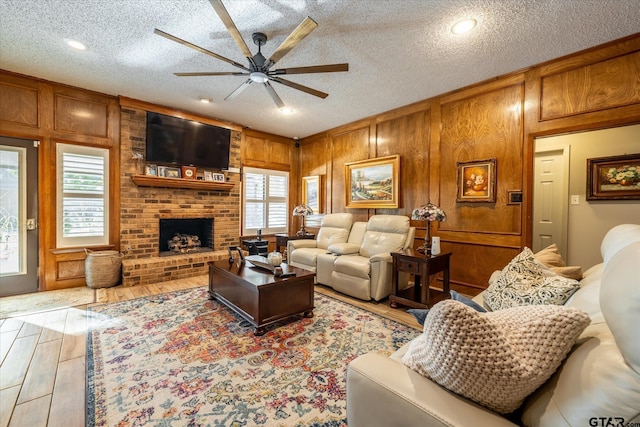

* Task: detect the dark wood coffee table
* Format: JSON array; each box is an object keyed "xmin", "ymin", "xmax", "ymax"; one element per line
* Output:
[{"xmin": 208, "ymin": 259, "xmax": 315, "ymax": 336}]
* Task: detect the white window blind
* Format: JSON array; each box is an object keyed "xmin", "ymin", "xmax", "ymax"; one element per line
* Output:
[
  {"xmin": 243, "ymin": 167, "xmax": 288, "ymax": 235},
  {"xmin": 56, "ymin": 143, "xmax": 109, "ymax": 247}
]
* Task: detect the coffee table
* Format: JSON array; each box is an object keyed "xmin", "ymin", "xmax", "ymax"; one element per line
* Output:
[{"xmin": 208, "ymin": 259, "xmax": 315, "ymax": 336}]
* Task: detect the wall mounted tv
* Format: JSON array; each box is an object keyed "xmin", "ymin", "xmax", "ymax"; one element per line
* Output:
[{"xmin": 145, "ymin": 111, "xmax": 231, "ymax": 170}]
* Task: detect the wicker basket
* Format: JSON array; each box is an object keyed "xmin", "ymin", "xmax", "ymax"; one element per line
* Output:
[{"xmin": 85, "ymin": 249, "xmax": 123, "ymax": 289}]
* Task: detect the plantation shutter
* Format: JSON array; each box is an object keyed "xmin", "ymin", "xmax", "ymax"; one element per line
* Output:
[
  {"xmin": 56, "ymin": 143, "xmax": 109, "ymax": 247},
  {"xmin": 243, "ymin": 167, "xmax": 288, "ymax": 235}
]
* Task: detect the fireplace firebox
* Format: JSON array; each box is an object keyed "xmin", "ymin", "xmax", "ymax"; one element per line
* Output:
[{"xmin": 159, "ymin": 218, "xmax": 214, "ymax": 256}]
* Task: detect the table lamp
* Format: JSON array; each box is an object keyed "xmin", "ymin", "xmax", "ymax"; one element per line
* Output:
[
  {"xmin": 411, "ymin": 202, "xmax": 446, "ymax": 254},
  {"xmin": 293, "ymin": 204, "xmax": 313, "ymax": 236}
]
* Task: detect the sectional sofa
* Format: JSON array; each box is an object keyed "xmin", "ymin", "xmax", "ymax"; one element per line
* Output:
[{"xmin": 346, "ymin": 223, "xmax": 640, "ymax": 426}]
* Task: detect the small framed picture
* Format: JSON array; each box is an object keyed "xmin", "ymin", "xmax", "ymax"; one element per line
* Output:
[
  {"xmin": 587, "ymin": 153, "xmax": 640, "ymax": 200},
  {"xmin": 456, "ymin": 158, "xmax": 497, "ymax": 203},
  {"xmin": 203, "ymin": 171, "xmax": 213, "ymax": 181},
  {"xmin": 212, "ymin": 173, "xmax": 225, "ymax": 182},
  {"xmin": 145, "ymin": 164, "xmax": 157, "ymax": 176},
  {"xmin": 181, "ymin": 165, "xmax": 196, "ymax": 180},
  {"xmin": 157, "ymin": 166, "xmax": 167, "ymax": 177},
  {"xmin": 165, "ymin": 167, "xmax": 182, "ymax": 178}
]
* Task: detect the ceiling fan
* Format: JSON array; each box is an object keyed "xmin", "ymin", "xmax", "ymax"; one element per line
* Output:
[{"xmin": 154, "ymin": 0, "xmax": 349, "ymax": 108}]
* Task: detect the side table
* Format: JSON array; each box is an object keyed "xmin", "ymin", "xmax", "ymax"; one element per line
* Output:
[
  {"xmin": 275, "ymin": 233, "xmax": 315, "ymax": 260},
  {"xmin": 390, "ymin": 249, "xmax": 451, "ymax": 309},
  {"xmin": 242, "ymin": 239, "xmax": 268, "ymax": 256}
]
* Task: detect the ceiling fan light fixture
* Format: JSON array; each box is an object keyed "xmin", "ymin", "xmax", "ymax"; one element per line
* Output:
[
  {"xmin": 199, "ymin": 97, "xmax": 212, "ymax": 103},
  {"xmin": 451, "ymin": 19, "xmax": 477, "ymax": 35},
  {"xmin": 64, "ymin": 38, "xmax": 87, "ymax": 50},
  {"xmin": 280, "ymin": 107, "xmax": 294, "ymax": 114},
  {"xmin": 250, "ymin": 72, "xmax": 269, "ymax": 83}
]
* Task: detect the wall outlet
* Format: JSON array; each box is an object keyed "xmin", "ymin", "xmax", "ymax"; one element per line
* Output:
[{"xmin": 571, "ymin": 195, "xmax": 580, "ymax": 205}]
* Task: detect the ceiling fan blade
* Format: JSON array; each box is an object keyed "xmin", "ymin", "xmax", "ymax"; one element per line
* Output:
[
  {"xmin": 271, "ymin": 63, "xmax": 349, "ymax": 75},
  {"xmin": 209, "ymin": 0, "xmax": 254, "ymax": 64},
  {"xmin": 264, "ymin": 81, "xmax": 285, "ymax": 109},
  {"xmin": 266, "ymin": 17, "xmax": 318, "ymax": 67},
  {"xmin": 225, "ymin": 79, "xmax": 253, "ymax": 100},
  {"xmin": 154, "ymin": 28, "xmax": 249, "ymax": 71},
  {"xmin": 270, "ymin": 77, "xmax": 328, "ymax": 99},
  {"xmin": 174, "ymin": 71, "xmax": 249, "ymax": 77}
]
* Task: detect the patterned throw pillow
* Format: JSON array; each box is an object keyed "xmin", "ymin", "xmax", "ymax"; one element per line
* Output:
[
  {"xmin": 484, "ymin": 247, "xmax": 580, "ymax": 311},
  {"xmin": 402, "ymin": 300, "xmax": 590, "ymax": 414}
]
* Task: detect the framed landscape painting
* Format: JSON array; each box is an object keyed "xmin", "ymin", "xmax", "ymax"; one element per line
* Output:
[
  {"xmin": 586, "ymin": 153, "xmax": 640, "ymax": 200},
  {"xmin": 456, "ymin": 158, "xmax": 497, "ymax": 203},
  {"xmin": 302, "ymin": 175, "xmax": 323, "ymax": 214},
  {"xmin": 345, "ymin": 155, "xmax": 399, "ymax": 208}
]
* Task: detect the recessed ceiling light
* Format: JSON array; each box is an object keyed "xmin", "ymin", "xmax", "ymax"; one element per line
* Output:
[
  {"xmin": 280, "ymin": 107, "xmax": 294, "ymax": 115},
  {"xmin": 64, "ymin": 38, "xmax": 87, "ymax": 50},
  {"xmin": 451, "ymin": 19, "xmax": 477, "ymax": 35},
  {"xmin": 199, "ymin": 97, "xmax": 212, "ymax": 104}
]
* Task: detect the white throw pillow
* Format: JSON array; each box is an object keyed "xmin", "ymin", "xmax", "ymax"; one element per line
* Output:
[
  {"xmin": 402, "ymin": 300, "xmax": 590, "ymax": 414},
  {"xmin": 484, "ymin": 247, "xmax": 580, "ymax": 311}
]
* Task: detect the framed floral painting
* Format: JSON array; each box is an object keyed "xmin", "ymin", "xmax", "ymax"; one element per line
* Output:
[
  {"xmin": 456, "ymin": 158, "xmax": 497, "ymax": 203},
  {"xmin": 586, "ymin": 153, "xmax": 640, "ymax": 200}
]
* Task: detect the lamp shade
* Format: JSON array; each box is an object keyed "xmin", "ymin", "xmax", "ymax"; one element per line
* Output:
[
  {"xmin": 411, "ymin": 203, "xmax": 446, "ymax": 222},
  {"xmin": 293, "ymin": 204, "xmax": 313, "ymax": 217}
]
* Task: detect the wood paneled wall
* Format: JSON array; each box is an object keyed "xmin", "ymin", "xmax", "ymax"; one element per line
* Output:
[
  {"xmin": 298, "ymin": 34, "xmax": 640, "ymax": 295},
  {"xmin": 242, "ymin": 129, "xmax": 298, "ymax": 235},
  {"xmin": 0, "ymin": 70, "xmax": 120, "ymax": 291}
]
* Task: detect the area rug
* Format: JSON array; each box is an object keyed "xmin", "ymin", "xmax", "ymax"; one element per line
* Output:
[
  {"xmin": 0, "ymin": 286, "xmax": 95, "ymax": 318},
  {"xmin": 87, "ymin": 287, "xmax": 419, "ymax": 427}
]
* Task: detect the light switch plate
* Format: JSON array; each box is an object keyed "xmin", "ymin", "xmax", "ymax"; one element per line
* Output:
[{"xmin": 571, "ymin": 195, "xmax": 580, "ymax": 205}]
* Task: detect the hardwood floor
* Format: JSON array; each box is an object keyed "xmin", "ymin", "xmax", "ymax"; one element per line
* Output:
[{"xmin": 0, "ymin": 275, "xmax": 419, "ymax": 426}]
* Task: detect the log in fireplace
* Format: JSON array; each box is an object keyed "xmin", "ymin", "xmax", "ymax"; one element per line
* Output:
[{"xmin": 159, "ymin": 218, "xmax": 214, "ymax": 256}]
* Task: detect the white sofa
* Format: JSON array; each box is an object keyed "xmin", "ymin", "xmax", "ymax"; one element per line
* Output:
[
  {"xmin": 346, "ymin": 224, "xmax": 640, "ymax": 427},
  {"xmin": 287, "ymin": 213, "xmax": 354, "ymax": 272},
  {"xmin": 289, "ymin": 214, "xmax": 415, "ymax": 301},
  {"xmin": 330, "ymin": 215, "xmax": 415, "ymax": 301}
]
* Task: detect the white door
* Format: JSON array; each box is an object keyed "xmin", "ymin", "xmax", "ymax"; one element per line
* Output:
[
  {"xmin": 533, "ymin": 145, "xmax": 569, "ymax": 259},
  {"xmin": 0, "ymin": 137, "xmax": 39, "ymax": 296}
]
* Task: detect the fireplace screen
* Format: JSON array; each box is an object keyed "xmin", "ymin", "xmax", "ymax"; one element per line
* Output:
[{"xmin": 159, "ymin": 218, "xmax": 213, "ymax": 256}]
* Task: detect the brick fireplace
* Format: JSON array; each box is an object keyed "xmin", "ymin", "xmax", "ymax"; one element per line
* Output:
[{"xmin": 119, "ymin": 106, "xmax": 242, "ymax": 286}]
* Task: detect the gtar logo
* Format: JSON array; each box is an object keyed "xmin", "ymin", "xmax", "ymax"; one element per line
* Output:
[{"xmin": 588, "ymin": 418, "xmax": 625, "ymax": 427}]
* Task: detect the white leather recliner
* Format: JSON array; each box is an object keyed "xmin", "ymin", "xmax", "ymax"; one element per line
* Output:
[
  {"xmin": 287, "ymin": 213, "xmax": 354, "ymax": 272},
  {"xmin": 316, "ymin": 221, "xmax": 368, "ymax": 287},
  {"xmin": 329, "ymin": 215, "xmax": 415, "ymax": 301}
]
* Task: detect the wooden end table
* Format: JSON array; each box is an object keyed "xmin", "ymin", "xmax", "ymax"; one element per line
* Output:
[
  {"xmin": 208, "ymin": 259, "xmax": 315, "ymax": 336},
  {"xmin": 389, "ymin": 249, "xmax": 451, "ymax": 309}
]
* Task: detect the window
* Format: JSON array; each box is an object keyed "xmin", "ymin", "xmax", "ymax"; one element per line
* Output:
[
  {"xmin": 56, "ymin": 143, "xmax": 109, "ymax": 247},
  {"xmin": 242, "ymin": 167, "xmax": 288, "ymax": 235}
]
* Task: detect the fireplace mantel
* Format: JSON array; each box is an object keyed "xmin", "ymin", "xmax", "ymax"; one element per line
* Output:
[{"xmin": 131, "ymin": 174, "xmax": 234, "ymax": 191}]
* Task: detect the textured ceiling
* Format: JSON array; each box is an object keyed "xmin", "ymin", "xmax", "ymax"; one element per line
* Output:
[{"xmin": 1, "ymin": 1, "xmax": 639, "ymax": 138}]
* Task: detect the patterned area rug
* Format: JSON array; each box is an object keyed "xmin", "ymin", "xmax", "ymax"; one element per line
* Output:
[{"xmin": 87, "ymin": 287, "xmax": 418, "ymax": 427}]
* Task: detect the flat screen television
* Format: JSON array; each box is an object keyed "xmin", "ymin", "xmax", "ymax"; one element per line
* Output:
[{"xmin": 145, "ymin": 111, "xmax": 231, "ymax": 170}]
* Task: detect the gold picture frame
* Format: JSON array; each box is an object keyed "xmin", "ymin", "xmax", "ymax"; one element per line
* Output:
[
  {"xmin": 456, "ymin": 158, "xmax": 497, "ymax": 203},
  {"xmin": 302, "ymin": 175, "xmax": 323, "ymax": 214},
  {"xmin": 345, "ymin": 155, "xmax": 400, "ymax": 209},
  {"xmin": 586, "ymin": 153, "xmax": 640, "ymax": 200}
]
